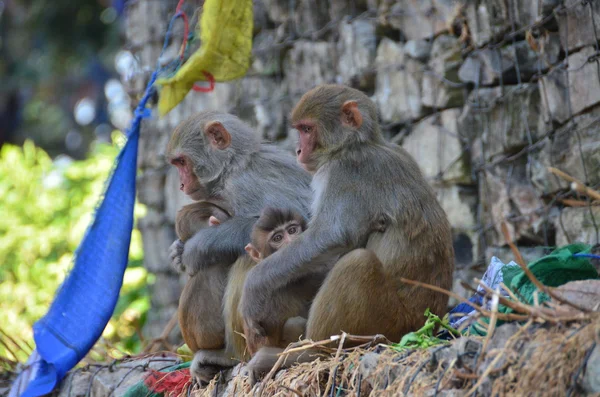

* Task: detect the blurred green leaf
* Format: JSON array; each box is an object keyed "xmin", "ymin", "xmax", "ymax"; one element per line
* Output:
[{"xmin": 0, "ymin": 140, "xmax": 149, "ymax": 362}]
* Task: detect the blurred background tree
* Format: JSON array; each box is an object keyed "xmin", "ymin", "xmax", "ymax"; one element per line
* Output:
[
  {"xmin": 0, "ymin": 0, "xmax": 135, "ymax": 159},
  {"xmin": 0, "ymin": 0, "xmax": 150, "ymax": 365}
]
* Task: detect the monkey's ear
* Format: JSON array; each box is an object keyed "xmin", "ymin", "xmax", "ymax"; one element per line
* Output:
[
  {"xmin": 205, "ymin": 121, "xmax": 232, "ymax": 150},
  {"xmin": 244, "ymin": 243, "xmax": 261, "ymax": 263},
  {"xmin": 208, "ymin": 216, "xmax": 221, "ymax": 226},
  {"xmin": 341, "ymin": 100, "xmax": 363, "ymax": 129}
]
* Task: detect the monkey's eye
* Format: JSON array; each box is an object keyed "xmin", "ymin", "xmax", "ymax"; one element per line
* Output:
[
  {"xmin": 271, "ymin": 233, "xmax": 283, "ymax": 243},
  {"xmin": 172, "ymin": 157, "xmax": 185, "ymax": 166},
  {"xmin": 302, "ymin": 125, "xmax": 312, "ymax": 133},
  {"xmin": 287, "ymin": 226, "xmax": 298, "ymax": 234}
]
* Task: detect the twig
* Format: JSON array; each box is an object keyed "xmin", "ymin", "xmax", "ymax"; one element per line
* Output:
[
  {"xmin": 480, "ymin": 287, "xmax": 500, "ymax": 355},
  {"xmin": 143, "ymin": 311, "xmax": 179, "ymax": 353},
  {"xmin": 400, "ymin": 278, "xmax": 530, "ymax": 322},
  {"xmin": 466, "ymin": 349, "xmax": 506, "ymax": 396},
  {"xmin": 548, "ymin": 167, "xmax": 600, "ymax": 201},
  {"xmin": 323, "ymin": 332, "xmax": 346, "ymax": 397}
]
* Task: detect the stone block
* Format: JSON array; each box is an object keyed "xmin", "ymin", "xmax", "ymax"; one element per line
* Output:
[
  {"xmin": 136, "ymin": 169, "xmax": 166, "ymax": 209},
  {"xmin": 403, "ymin": 109, "xmax": 471, "ymax": 183},
  {"xmin": 556, "ymin": 0, "xmax": 600, "ymax": 52},
  {"xmin": 458, "ymin": 48, "xmax": 513, "ymax": 86},
  {"xmin": 540, "ymin": 46, "xmax": 600, "ymax": 124},
  {"xmin": 405, "ymin": 39, "xmax": 432, "ymax": 62},
  {"xmin": 151, "ymin": 272, "xmax": 183, "ymax": 308},
  {"xmin": 531, "ymin": 105, "xmax": 600, "ymax": 194},
  {"xmin": 261, "ymin": 0, "xmax": 290, "ymax": 23},
  {"xmin": 555, "ymin": 207, "xmax": 600, "ymax": 247},
  {"xmin": 144, "ymin": 305, "xmax": 180, "ymax": 341},
  {"xmin": 465, "ymin": 1, "xmax": 546, "ymax": 47},
  {"xmin": 235, "ymin": 77, "xmax": 288, "ymax": 141},
  {"xmin": 139, "ymin": 209, "xmax": 177, "ymax": 273},
  {"xmin": 374, "ymin": 38, "xmax": 425, "ymax": 123},
  {"xmin": 435, "ymin": 183, "xmax": 477, "ymax": 231},
  {"xmin": 460, "ymin": 84, "xmax": 547, "ymax": 160},
  {"xmin": 57, "ymin": 356, "xmax": 181, "ymax": 397},
  {"xmin": 336, "ymin": 19, "xmax": 377, "ymax": 86},
  {"xmin": 284, "ymin": 41, "xmax": 337, "ymax": 97},
  {"xmin": 478, "ymin": 161, "xmax": 545, "ymax": 246},
  {"xmin": 250, "ymin": 30, "xmax": 284, "ymax": 76},
  {"xmin": 329, "ymin": 0, "xmax": 370, "ymax": 20},
  {"xmin": 423, "ymin": 34, "xmax": 465, "ymax": 109},
  {"xmin": 294, "ymin": 0, "xmax": 330, "ymax": 37},
  {"xmin": 379, "ymin": 0, "xmax": 458, "ymax": 41}
]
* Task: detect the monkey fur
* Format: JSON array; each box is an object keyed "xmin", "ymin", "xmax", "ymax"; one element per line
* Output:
[
  {"xmin": 166, "ymin": 111, "xmax": 312, "ymax": 382},
  {"xmin": 240, "ymin": 84, "xmax": 455, "ymax": 379}
]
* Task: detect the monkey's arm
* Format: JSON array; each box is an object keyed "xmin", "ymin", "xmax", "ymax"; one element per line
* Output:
[
  {"xmin": 176, "ymin": 216, "xmax": 257, "ymax": 275},
  {"xmin": 241, "ymin": 190, "xmax": 371, "ymax": 327}
]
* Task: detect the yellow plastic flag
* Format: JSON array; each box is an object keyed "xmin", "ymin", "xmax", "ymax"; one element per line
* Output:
[{"xmin": 156, "ymin": 0, "xmax": 253, "ymax": 116}]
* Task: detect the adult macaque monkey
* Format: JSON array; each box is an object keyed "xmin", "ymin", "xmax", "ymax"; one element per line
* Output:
[
  {"xmin": 166, "ymin": 111, "xmax": 312, "ymax": 382},
  {"xmin": 240, "ymin": 85, "xmax": 455, "ymax": 378}
]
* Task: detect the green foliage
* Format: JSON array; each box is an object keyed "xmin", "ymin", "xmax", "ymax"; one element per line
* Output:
[
  {"xmin": 0, "ymin": 136, "xmax": 150, "ymax": 362},
  {"xmin": 390, "ymin": 310, "xmax": 459, "ymax": 351}
]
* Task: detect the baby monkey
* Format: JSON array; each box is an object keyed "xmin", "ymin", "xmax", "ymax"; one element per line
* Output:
[
  {"xmin": 176, "ymin": 201, "xmax": 231, "ymax": 354},
  {"xmin": 242, "ymin": 207, "xmax": 312, "ymax": 355}
]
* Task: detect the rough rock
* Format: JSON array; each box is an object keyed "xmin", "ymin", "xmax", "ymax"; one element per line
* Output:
[
  {"xmin": 374, "ymin": 38, "xmax": 425, "ymax": 123},
  {"xmin": 284, "ymin": 41, "xmax": 337, "ymax": 97},
  {"xmin": 144, "ymin": 305, "xmax": 179, "ymax": 340},
  {"xmin": 236, "ymin": 77, "xmax": 288, "ymax": 141},
  {"xmin": 402, "ymin": 109, "xmax": 470, "ymax": 183},
  {"xmin": 329, "ymin": 0, "xmax": 371, "ymax": 20},
  {"xmin": 250, "ymin": 30, "xmax": 284, "ymax": 76},
  {"xmin": 378, "ymin": 0, "xmax": 457, "ymax": 41},
  {"xmin": 531, "ymin": 105, "xmax": 600, "ymax": 194},
  {"xmin": 464, "ymin": 1, "xmax": 548, "ymax": 47},
  {"xmin": 138, "ymin": 208, "xmax": 177, "ymax": 273},
  {"xmin": 556, "ymin": 0, "xmax": 600, "ymax": 52},
  {"xmin": 459, "ymin": 48, "xmax": 513, "ymax": 86},
  {"xmin": 405, "ymin": 39, "xmax": 432, "ymax": 62},
  {"xmin": 554, "ymin": 207, "xmax": 600, "ymax": 247},
  {"xmin": 478, "ymin": 161, "xmax": 545, "ymax": 246},
  {"xmin": 56, "ymin": 356, "xmax": 181, "ymax": 397},
  {"xmin": 460, "ymin": 37, "xmax": 561, "ymax": 86},
  {"xmin": 336, "ymin": 18, "xmax": 377, "ymax": 86},
  {"xmin": 294, "ymin": 0, "xmax": 330, "ymax": 37},
  {"xmin": 423, "ymin": 34, "xmax": 464, "ymax": 109},
  {"xmin": 554, "ymin": 280, "xmax": 600, "ymax": 312},
  {"xmin": 261, "ymin": 0, "xmax": 290, "ymax": 23},
  {"xmin": 137, "ymin": 169, "xmax": 166, "ymax": 209},
  {"xmin": 151, "ymin": 272, "xmax": 183, "ymax": 307},
  {"xmin": 460, "ymin": 84, "xmax": 547, "ymax": 159},
  {"xmin": 583, "ymin": 343, "xmax": 600, "ymax": 394},
  {"xmin": 540, "ymin": 46, "xmax": 600, "ymax": 124}
]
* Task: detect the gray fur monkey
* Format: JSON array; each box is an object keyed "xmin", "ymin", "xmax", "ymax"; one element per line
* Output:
[
  {"xmin": 240, "ymin": 85, "xmax": 455, "ymax": 379},
  {"xmin": 166, "ymin": 111, "xmax": 312, "ymax": 382}
]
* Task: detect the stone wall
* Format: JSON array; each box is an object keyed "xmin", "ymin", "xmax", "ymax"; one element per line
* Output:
[{"xmin": 123, "ymin": 0, "xmax": 600, "ymax": 339}]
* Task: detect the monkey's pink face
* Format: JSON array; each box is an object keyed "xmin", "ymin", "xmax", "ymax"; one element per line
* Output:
[
  {"xmin": 171, "ymin": 154, "xmax": 204, "ymax": 200},
  {"xmin": 293, "ymin": 120, "xmax": 318, "ymax": 172}
]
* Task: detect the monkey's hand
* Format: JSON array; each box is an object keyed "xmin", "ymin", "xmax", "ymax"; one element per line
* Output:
[{"xmin": 169, "ymin": 239, "xmax": 186, "ymax": 273}]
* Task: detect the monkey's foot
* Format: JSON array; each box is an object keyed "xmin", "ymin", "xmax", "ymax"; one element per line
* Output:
[{"xmin": 191, "ymin": 364, "xmax": 224, "ymax": 385}]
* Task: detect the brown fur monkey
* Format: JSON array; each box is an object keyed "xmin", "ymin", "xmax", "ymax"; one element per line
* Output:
[
  {"xmin": 240, "ymin": 84, "xmax": 455, "ymax": 378},
  {"xmin": 175, "ymin": 202, "xmax": 230, "ymax": 355},
  {"xmin": 242, "ymin": 207, "xmax": 313, "ymax": 355}
]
